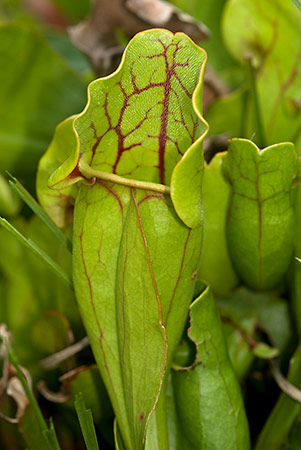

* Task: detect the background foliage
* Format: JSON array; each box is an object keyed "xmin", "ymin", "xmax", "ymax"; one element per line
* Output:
[{"xmin": 0, "ymin": 0, "xmax": 300, "ymax": 449}]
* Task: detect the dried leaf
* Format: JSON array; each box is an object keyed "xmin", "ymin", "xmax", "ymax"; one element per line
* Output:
[
  {"xmin": 69, "ymin": 0, "xmax": 209, "ymax": 75},
  {"xmin": 40, "ymin": 336, "xmax": 90, "ymax": 370},
  {"xmin": 6, "ymin": 377, "xmax": 29, "ymax": 421},
  {"xmin": 37, "ymin": 380, "xmax": 70, "ymax": 404}
]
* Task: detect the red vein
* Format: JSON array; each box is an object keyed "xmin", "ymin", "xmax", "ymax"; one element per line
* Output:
[
  {"xmin": 138, "ymin": 193, "xmax": 165, "ymax": 205},
  {"xmin": 131, "ymin": 188, "xmax": 168, "ymax": 445},
  {"xmin": 121, "ymin": 236, "xmax": 128, "ymax": 362},
  {"xmin": 255, "ymin": 165, "xmax": 262, "ymax": 287},
  {"xmin": 165, "ymin": 230, "xmax": 191, "ymax": 325},
  {"xmin": 131, "ymin": 189, "xmax": 164, "ymax": 325},
  {"xmin": 79, "ymin": 231, "xmax": 121, "ymax": 411},
  {"xmin": 88, "ymin": 38, "xmax": 196, "ymax": 187},
  {"xmin": 97, "ymin": 180, "xmax": 124, "ymax": 217}
]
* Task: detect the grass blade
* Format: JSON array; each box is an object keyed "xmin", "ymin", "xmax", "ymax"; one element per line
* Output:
[
  {"xmin": 43, "ymin": 420, "xmax": 61, "ymax": 450},
  {"xmin": 7, "ymin": 172, "xmax": 72, "ymax": 252},
  {"xmin": 292, "ymin": 0, "xmax": 301, "ymax": 11},
  {"xmin": 2, "ymin": 336, "xmax": 61, "ymax": 450},
  {"xmin": 0, "ymin": 217, "xmax": 73, "ymax": 289},
  {"xmin": 75, "ymin": 392, "xmax": 100, "ymax": 450}
]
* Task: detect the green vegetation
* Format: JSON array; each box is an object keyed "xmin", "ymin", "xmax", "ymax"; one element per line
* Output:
[{"xmin": 0, "ymin": 1, "xmax": 300, "ymax": 449}]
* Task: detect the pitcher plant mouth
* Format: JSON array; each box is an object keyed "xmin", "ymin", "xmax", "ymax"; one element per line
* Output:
[
  {"xmin": 38, "ymin": 29, "xmax": 208, "ymax": 230},
  {"xmin": 224, "ymin": 138, "xmax": 297, "ymax": 291}
]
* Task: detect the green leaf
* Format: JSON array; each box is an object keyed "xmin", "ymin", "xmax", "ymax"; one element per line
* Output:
[
  {"xmin": 115, "ymin": 188, "xmax": 169, "ymax": 448},
  {"xmin": 291, "ymin": 159, "xmax": 301, "ymax": 335},
  {"xmin": 198, "ymin": 152, "xmax": 239, "ymax": 295},
  {"xmin": 252, "ymin": 343, "xmax": 279, "ymax": 360},
  {"xmin": 132, "ymin": 187, "xmax": 203, "ymax": 448},
  {"xmin": 36, "ymin": 115, "xmax": 81, "ymax": 228},
  {"xmin": 172, "ymin": 286, "xmax": 251, "ymax": 449},
  {"xmin": 73, "ymin": 182, "xmax": 167, "ymax": 450},
  {"xmin": 0, "ymin": 23, "xmax": 86, "ymax": 175},
  {"xmin": 286, "ymin": 416, "xmax": 301, "ymax": 449},
  {"xmin": 222, "ymin": 0, "xmax": 301, "ymax": 151},
  {"xmin": 221, "ymin": 317, "xmax": 255, "ymax": 381},
  {"xmin": 170, "ymin": 122, "xmax": 206, "ymax": 228},
  {"xmin": 170, "ymin": 57, "xmax": 208, "ymax": 228},
  {"xmin": 132, "ymin": 187, "xmax": 204, "ymax": 364},
  {"xmin": 224, "ymin": 138, "xmax": 297, "ymax": 290},
  {"xmin": 74, "ymin": 393, "xmax": 99, "ymax": 450},
  {"xmin": 219, "ymin": 287, "xmax": 291, "ymax": 355},
  {"xmin": 73, "ymin": 180, "xmax": 203, "ymax": 449}
]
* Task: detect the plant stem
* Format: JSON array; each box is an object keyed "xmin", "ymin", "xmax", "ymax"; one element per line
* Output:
[
  {"xmin": 240, "ymin": 87, "xmax": 249, "ymax": 138},
  {"xmin": 78, "ymin": 160, "xmax": 171, "ymax": 195},
  {"xmin": 247, "ymin": 59, "xmax": 265, "ymax": 148},
  {"xmin": 255, "ymin": 345, "xmax": 301, "ymax": 450}
]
